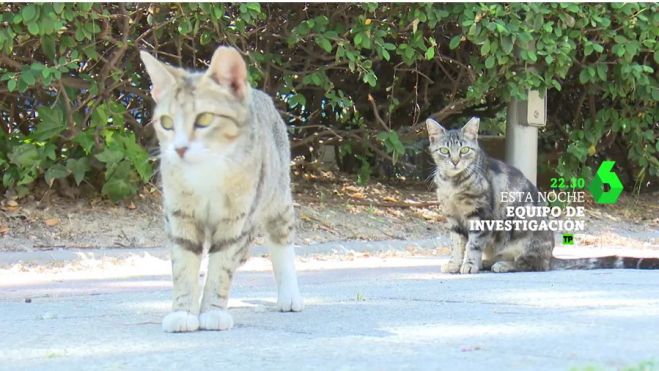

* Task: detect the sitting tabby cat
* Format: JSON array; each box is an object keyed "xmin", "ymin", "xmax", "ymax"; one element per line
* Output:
[
  {"xmin": 427, "ymin": 117, "xmax": 659, "ymax": 273},
  {"xmin": 141, "ymin": 46, "xmax": 303, "ymax": 333}
]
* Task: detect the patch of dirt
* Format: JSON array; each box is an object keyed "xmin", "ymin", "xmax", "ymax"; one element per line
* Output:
[
  {"xmin": 0, "ymin": 175, "xmax": 445, "ymax": 251},
  {"xmin": 1, "ymin": 174, "xmax": 657, "ymax": 252}
]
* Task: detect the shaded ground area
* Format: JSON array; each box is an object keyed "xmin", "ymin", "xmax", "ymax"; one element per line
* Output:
[
  {"xmin": 0, "ymin": 178, "xmax": 444, "ymax": 250},
  {"xmin": 1, "ymin": 251, "xmax": 658, "ymax": 370},
  {"xmin": 1, "ymin": 177, "xmax": 658, "ymax": 252}
]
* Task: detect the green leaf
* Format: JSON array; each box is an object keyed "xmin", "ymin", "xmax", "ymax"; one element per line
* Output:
[
  {"xmin": 21, "ymin": 71, "xmax": 36, "ymax": 86},
  {"xmin": 315, "ymin": 36, "xmax": 332, "ymax": 53},
  {"xmin": 131, "ymin": 154, "xmax": 152, "ymax": 183},
  {"xmin": 363, "ymin": 71, "xmax": 377, "ymax": 87},
  {"xmin": 53, "ymin": 3, "xmax": 65, "ymax": 14},
  {"xmin": 485, "ymin": 55, "xmax": 496, "ymax": 69},
  {"xmin": 102, "ymin": 160, "xmax": 137, "ymax": 201},
  {"xmin": 73, "ymin": 131, "xmax": 95, "ymax": 154},
  {"xmin": 212, "ymin": 4, "xmax": 224, "ymax": 20},
  {"xmin": 425, "ymin": 47, "xmax": 435, "ymax": 60},
  {"xmin": 246, "ymin": 3, "xmax": 261, "ymax": 12},
  {"xmin": 480, "ymin": 39, "xmax": 491, "ymax": 56},
  {"xmin": 91, "ymin": 104, "xmax": 109, "ymax": 127},
  {"xmin": 527, "ymin": 50, "xmax": 538, "ymax": 62},
  {"xmin": 45, "ymin": 164, "xmax": 70, "ymax": 187},
  {"xmin": 598, "ymin": 17, "xmax": 611, "ymax": 27},
  {"xmin": 383, "ymin": 42, "xmax": 396, "ymax": 50},
  {"xmin": 120, "ymin": 133, "xmax": 153, "ymax": 182},
  {"xmin": 17, "ymin": 170, "xmax": 38, "ymax": 186},
  {"xmin": 177, "ymin": 19, "xmax": 192, "ymax": 35},
  {"xmin": 501, "ymin": 36, "xmax": 514, "ymax": 55},
  {"xmin": 551, "ymin": 79, "xmax": 562, "ymax": 91},
  {"xmin": 612, "ymin": 44, "xmax": 625, "ymax": 57},
  {"xmin": 95, "ymin": 147, "xmax": 124, "ymax": 164},
  {"xmin": 8, "ymin": 143, "xmax": 39, "ymax": 167},
  {"xmin": 42, "ymin": 143, "xmax": 57, "ymax": 160},
  {"xmin": 21, "ymin": 5, "xmax": 37, "ymax": 23},
  {"xmin": 567, "ymin": 142, "xmax": 588, "ymax": 162},
  {"xmin": 7, "ymin": 79, "xmax": 16, "ymax": 92},
  {"xmin": 518, "ymin": 32, "xmax": 533, "ymax": 43},
  {"xmin": 449, "ymin": 35, "xmax": 461, "ymax": 49},
  {"xmin": 27, "ymin": 23, "xmax": 40, "ymax": 36},
  {"xmin": 378, "ymin": 131, "xmax": 405, "ymax": 164},
  {"xmin": 382, "ymin": 49, "xmax": 390, "ymax": 61},
  {"xmin": 34, "ymin": 106, "xmax": 66, "ymax": 141},
  {"xmin": 596, "ymin": 64, "xmax": 607, "ymax": 81},
  {"xmin": 66, "ymin": 157, "xmax": 91, "ymax": 185},
  {"xmin": 354, "ymin": 33, "xmax": 363, "ymax": 47},
  {"xmin": 641, "ymin": 65, "xmax": 654, "ymax": 74},
  {"xmin": 78, "ymin": 3, "xmax": 93, "ymax": 12},
  {"xmin": 200, "ymin": 32, "xmax": 212, "ymax": 46},
  {"xmin": 543, "ymin": 22, "xmax": 553, "ymax": 33},
  {"xmin": 584, "ymin": 43, "xmax": 593, "ymax": 56},
  {"xmin": 578, "ymin": 69, "xmax": 589, "ymax": 84},
  {"xmin": 643, "ymin": 129, "xmax": 654, "ymax": 141},
  {"xmin": 41, "ymin": 35, "xmax": 56, "ymax": 61}
]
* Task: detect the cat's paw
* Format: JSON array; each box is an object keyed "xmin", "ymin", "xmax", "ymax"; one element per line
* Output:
[
  {"xmin": 162, "ymin": 311, "xmax": 199, "ymax": 333},
  {"xmin": 441, "ymin": 262, "xmax": 461, "ymax": 274},
  {"xmin": 460, "ymin": 262, "xmax": 480, "ymax": 274},
  {"xmin": 199, "ymin": 310, "xmax": 234, "ymax": 331},
  {"xmin": 491, "ymin": 261, "xmax": 515, "ymax": 273},
  {"xmin": 277, "ymin": 286, "xmax": 304, "ymax": 312}
]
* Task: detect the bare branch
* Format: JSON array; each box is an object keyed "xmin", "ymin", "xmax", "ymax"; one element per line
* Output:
[{"xmin": 367, "ymin": 94, "xmax": 390, "ymax": 131}]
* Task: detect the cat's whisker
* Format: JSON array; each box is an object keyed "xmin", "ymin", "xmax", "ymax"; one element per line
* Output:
[{"xmin": 425, "ymin": 167, "xmax": 438, "ymax": 184}]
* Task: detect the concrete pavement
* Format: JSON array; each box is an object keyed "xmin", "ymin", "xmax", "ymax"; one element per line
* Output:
[{"xmin": 1, "ymin": 242, "xmax": 658, "ymax": 370}]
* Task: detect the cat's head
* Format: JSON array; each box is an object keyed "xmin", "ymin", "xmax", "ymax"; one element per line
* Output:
[
  {"xmin": 426, "ymin": 117, "xmax": 481, "ymax": 176},
  {"xmin": 140, "ymin": 46, "xmax": 251, "ymax": 163}
]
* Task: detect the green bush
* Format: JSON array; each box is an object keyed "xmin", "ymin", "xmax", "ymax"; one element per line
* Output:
[{"xmin": 0, "ymin": 3, "xmax": 656, "ymax": 200}]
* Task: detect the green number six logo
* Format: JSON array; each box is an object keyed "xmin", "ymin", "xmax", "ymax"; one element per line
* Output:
[{"xmin": 587, "ymin": 160, "xmax": 623, "ymax": 204}]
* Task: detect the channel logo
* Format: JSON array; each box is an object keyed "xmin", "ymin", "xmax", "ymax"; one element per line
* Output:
[{"xmin": 588, "ymin": 161, "xmax": 624, "ymax": 204}]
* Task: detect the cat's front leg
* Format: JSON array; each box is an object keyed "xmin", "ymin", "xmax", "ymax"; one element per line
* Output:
[
  {"xmin": 442, "ymin": 222, "xmax": 467, "ymax": 273},
  {"xmin": 460, "ymin": 229, "xmax": 489, "ymax": 274},
  {"xmin": 162, "ymin": 212, "xmax": 204, "ymax": 332},
  {"xmin": 265, "ymin": 207, "xmax": 303, "ymax": 312},
  {"xmin": 199, "ymin": 227, "xmax": 254, "ymax": 330},
  {"xmin": 269, "ymin": 244, "xmax": 303, "ymax": 312}
]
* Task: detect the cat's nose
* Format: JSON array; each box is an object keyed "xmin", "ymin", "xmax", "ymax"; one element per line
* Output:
[
  {"xmin": 175, "ymin": 146, "xmax": 188, "ymax": 158},
  {"xmin": 451, "ymin": 159, "xmax": 459, "ymax": 166}
]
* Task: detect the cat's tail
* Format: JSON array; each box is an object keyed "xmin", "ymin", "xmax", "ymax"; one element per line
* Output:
[{"xmin": 550, "ymin": 256, "xmax": 659, "ymax": 270}]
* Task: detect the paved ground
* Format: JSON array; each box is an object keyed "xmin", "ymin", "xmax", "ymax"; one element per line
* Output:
[{"xmin": 1, "ymin": 242, "xmax": 658, "ymax": 370}]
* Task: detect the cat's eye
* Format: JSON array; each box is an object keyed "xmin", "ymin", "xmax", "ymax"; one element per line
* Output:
[
  {"xmin": 460, "ymin": 147, "xmax": 470, "ymax": 154},
  {"xmin": 195, "ymin": 113, "xmax": 215, "ymax": 128},
  {"xmin": 439, "ymin": 147, "xmax": 450, "ymax": 155},
  {"xmin": 160, "ymin": 115, "xmax": 174, "ymax": 130}
]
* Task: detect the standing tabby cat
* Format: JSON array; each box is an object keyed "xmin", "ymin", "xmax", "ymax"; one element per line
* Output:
[
  {"xmin": 427, "ymin": 117, "xmax": 659, "ymax": 273},
  {"xmin": 141, "ymin": 46, "xmax": 302, "ymax": 333}
]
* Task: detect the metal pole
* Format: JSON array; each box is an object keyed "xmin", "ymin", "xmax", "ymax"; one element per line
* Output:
[{"xmin": 506, "ymin": 99, "xmax": 538, "ymax": 185}]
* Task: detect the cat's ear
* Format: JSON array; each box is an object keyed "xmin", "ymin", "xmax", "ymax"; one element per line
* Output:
[
  {"xmin": 461, "ymin": 117, "xmax": 480, "ymax": 140},
  {"xmin": 139, "ymin": 51, "xmax": 177, "ymax": 102},
  {"xmin": 426, "ymin": 118, "xmax": 446, "ymax": 145},
  {"xmin": 205, "ymin": 46, "xmax": 250, "ymax": 101}
]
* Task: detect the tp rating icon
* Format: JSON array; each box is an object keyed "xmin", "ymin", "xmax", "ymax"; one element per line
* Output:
[{"xmin": 588, "ymin": 160, "xmax": 623, "ymax": 204}]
